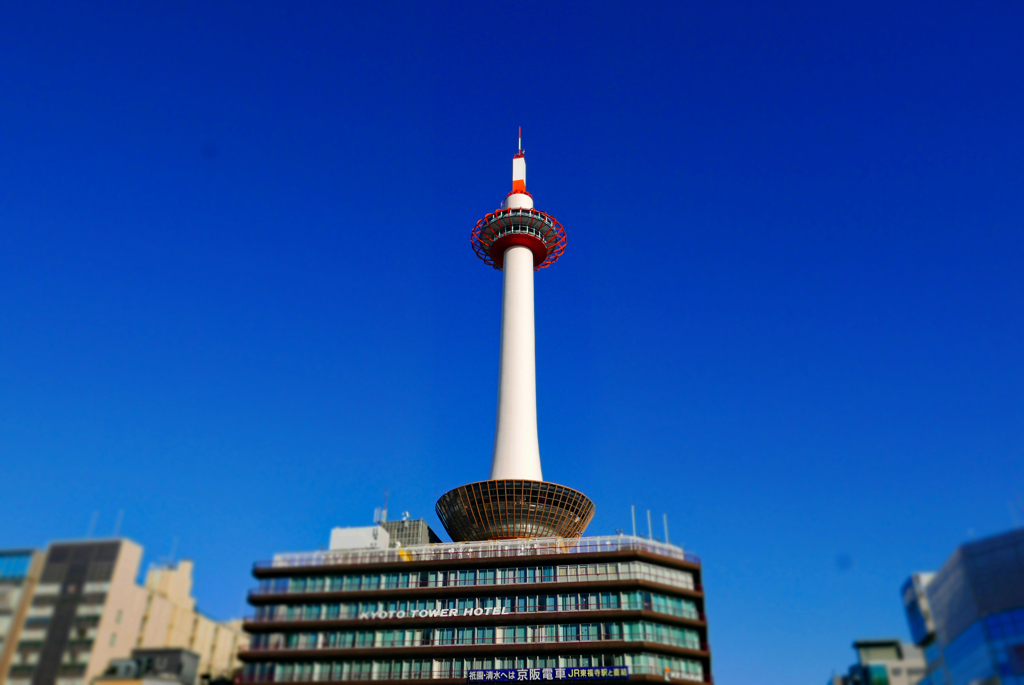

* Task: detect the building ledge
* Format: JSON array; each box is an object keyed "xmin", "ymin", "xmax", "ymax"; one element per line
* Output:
[
  {"xmin": 238, "ymin": 640, "xmax": 711, "ymax": 663},
  {"xmin": 242, "ymin": 609, "xmax": 708, "ymax": 633}
]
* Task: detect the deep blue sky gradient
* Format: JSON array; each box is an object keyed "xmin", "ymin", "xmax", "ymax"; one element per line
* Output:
[{"xmin": 2, "ymin": 2, "xmax": 1023, "ymax": 682}]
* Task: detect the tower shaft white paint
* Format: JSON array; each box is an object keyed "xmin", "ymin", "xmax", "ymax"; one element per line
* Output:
[{"xmin": 490, "ymin": 244, "xmax": 543, "ymax": 481}]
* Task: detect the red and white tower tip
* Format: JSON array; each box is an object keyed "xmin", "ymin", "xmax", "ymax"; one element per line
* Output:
[{"xmin": 436, "ymin": 132, "xmax": 593, "ymax": 542}]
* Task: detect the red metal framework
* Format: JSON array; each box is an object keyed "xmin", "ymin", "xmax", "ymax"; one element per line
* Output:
[{"xmin": 471, "ymin": 208, "xmax": 567, "ymax": 270}]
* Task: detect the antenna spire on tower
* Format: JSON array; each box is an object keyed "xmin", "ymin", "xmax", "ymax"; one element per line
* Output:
[{"xmin": 518, "ymin": 126, "xmax": 521, "ymax": 152}]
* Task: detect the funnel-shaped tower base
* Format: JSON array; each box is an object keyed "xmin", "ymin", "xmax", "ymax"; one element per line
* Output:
[{"xmin": 436, "ymin": 480, "xmax": 595, "ymax": 542}]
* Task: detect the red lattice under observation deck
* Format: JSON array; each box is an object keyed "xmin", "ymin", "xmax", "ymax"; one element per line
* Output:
[{"xmin": 471, "ymin": 208, "xmax": 567, "ymax": 270}]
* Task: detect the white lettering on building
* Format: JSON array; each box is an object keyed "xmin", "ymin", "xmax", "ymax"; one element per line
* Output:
[{"xmin": 355, "ymin": 605, "xmax": 513, "ymax": 620}]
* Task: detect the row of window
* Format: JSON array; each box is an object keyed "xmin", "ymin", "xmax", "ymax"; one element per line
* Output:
[
  {"xmin": 255, "ymin": 591, "xmax": 699, "ymax": 623},
  {"xmin": 930, "ymin": 609, "xmax": 1024, "ymax": 685},
  {"xmin": 22, "ymin": 615, "xmax": 99, "ymax": 631},
  {"xmin": 0, "ymin": 553, "xmax": 34, "ymax": 580},
  {"xmin": 254, "ymin": 562, "xmax": 695, "ymax": 595},
  {"xmin": 242, "ymin": 652, "xmax": 705, "ymax": 683},
  {"xmin": 247, "ymin": 621, "xmax": 702, "ymax": 652}
]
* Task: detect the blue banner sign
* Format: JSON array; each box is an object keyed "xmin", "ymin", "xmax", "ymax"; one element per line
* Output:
[{"xmin": 468, "ymin": 667, "xmax": 629, "ymax": 681}]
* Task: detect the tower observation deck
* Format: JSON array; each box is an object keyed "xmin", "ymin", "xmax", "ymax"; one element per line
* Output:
[{"xmin": 436, "ymin": 132, "xmax": 595, "ymax": 542}]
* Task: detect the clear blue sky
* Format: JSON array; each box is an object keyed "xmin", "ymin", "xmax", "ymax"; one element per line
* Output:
[{"xmin": 1, "ymin": 2, "xmax": 1022, "ymax": 682}]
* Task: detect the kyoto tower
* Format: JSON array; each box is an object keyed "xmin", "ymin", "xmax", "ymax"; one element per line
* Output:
[{"xmin": 436, "ymin": 131, "xmax": 595, "ymax": 541}]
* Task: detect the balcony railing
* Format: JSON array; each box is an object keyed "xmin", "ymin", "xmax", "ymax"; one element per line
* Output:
[
  {"xmin": 257, "ymin": 536, "xmax": 699, "ymax": 571},
  {"xmin": 243, "ymin": 665, "xmax": 710, "ymax": 683},
  {"xmin": 250, "ymin": 569, "xmax": 700, "ymax": 598},
  {"xmin": 245, "ymin": 634, "xmax": 707, "ymax": 653},
  {"xmin": 245, "ymin": 603, "xmax": 704, "ymax": 623}
]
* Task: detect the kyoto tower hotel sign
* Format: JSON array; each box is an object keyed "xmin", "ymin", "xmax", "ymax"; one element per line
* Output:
[{"xmin": 436, "ymin": 132, "xmax": 595, "ymax": 542}]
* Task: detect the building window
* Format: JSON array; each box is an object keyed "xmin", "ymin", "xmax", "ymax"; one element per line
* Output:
[
  {"xmin": 115, "ymin": 610, "xmax": 122, "ymax": 624},
  {"xmin": 109, "ymin": 633, "xmax": 116, "ymax": 647}
]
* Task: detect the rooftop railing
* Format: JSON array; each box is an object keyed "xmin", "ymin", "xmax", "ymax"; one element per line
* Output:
[
  {"xmin": 257, "ymin": 536, "xmax": 699, "ymax": 571},
  {"xmin": 248, "ymin": 567, "xmax": 700, "ymax": 596}
]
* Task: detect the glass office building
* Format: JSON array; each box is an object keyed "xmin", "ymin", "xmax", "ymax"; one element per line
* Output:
[
  {"xmin": 239, "ymin": 535, "xmax": 710, "ymax": 684},
  {"xmin": 902, "ymin": 528, "xmax": 1024, "ymax": 685}
]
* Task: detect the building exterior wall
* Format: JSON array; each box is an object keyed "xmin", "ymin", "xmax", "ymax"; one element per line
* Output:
[
  {"xmin": 379, "ymin": 522, "xmax": 441, "ymax": 548},
  {"xmin": 240, "ymin": 537, "xmax": 710, "ymax": 684},
  {"xmin": 190, "ymin": 616, "xmax": 216, "ymax": 676},
  {"xmin": 901, "ymin": 573, "xmax": 936, "ymax": 648},
  {"xmin": 8, "ymin": 542, "xmax": 247, "ymax": 685},
  {"xmin": 144, "ymin": 563, "xmax": 196, "ymax": 614},
  {"xmin": 329, "ymin": 528, "xmax": 390, "ymax": 553},
  {"xmin": 904, "ymin": 528, "xmax": 1024, "ymax": 685},
  {"xmin": 0, "ymin": 550, "xmax": 45, "ymax": 685},
  {"xmin": 135, "ymin": 564, "xmax": 247, "ymax": 680},
  {"xmin": 833, "ymin": 640, "xmax": 925, "ymax": 685},
  {"xmin": 86, "ymin": 540, "xmax": 147, "ymax": 685},
  {"xmin": 209, "ymin": 624, "xmax": 240, "ymax": 677},
  {"xmin": 6, "ymin": 540, "xmax": 144, "ymax": 685},
  {"xmin": 136, "ymin": 593, "xmax": 176, "ymax": 649},
  {"xmin": 166, "ymin": 608, "xmax": 196, "ymax": 657}
]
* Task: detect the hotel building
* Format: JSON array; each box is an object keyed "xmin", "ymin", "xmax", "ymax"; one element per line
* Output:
[{"xmin": 241, "ymin": 533, "xmax": 709, "ymax": 683}]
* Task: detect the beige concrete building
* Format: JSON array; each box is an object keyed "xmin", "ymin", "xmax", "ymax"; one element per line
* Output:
[
  {"xmin": 136, "ymin": 561, "xmax": 247, "ymax": 679},
  {"xmin": 0, "ymin": 550, "xmax": 45, "ymax": 684},
  {"xmin": 5, "ymin": 540, "xmax": 246, "ymax": 685}
]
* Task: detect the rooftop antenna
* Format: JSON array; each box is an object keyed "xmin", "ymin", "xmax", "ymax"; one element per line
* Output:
[
  {"xmin": 631, "ymin": 506, "xmax": 637, "ymax": 537},
  {"xmin": 663, "ymin": 513, "xmax": 670, "ymax": 544},
  {"xmin": 518, "ymin": 126, "xmax": 521, "ymax": 153},
  {"xmin": 647, "ymin": 510, "xmax": 653, "ymax": 540},
  {"xmin": 169, "ymin": 536, "xmax": 179, "ymax": 565},
  {"xmin": 86, "ymin": 511, "xmax": 99, "ymax": 538},
  {"xmin": 112, "ymin": 510, "xmax": 124, "ymax": 537},
  {"xmin": 382, "ymin": 489, "xmax": 389, "ymax": 524}
]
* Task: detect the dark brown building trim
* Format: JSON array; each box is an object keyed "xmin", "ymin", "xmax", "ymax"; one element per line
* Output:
[
  {"xmin": 247, "ymin": 579, "xmax": 703, "ymax": 606},
  {"xmin": 242, "ymin": 678, "xmax": 710, "ymax": 685},
  {"xmin": 242, "ymin": 609, "xmax": 708, "ymax": 634},
  {"xmin": 238, "ymin": 641, "xmax": 710, "ymax": 663}
]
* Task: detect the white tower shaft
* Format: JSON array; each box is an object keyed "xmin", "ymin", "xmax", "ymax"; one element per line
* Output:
[{"xmin": 489, "ymin": 244, "xmax": 543, "ymax": 481}]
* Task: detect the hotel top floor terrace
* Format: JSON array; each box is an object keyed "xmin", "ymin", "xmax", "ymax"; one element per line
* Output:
[{"xmin": 251, "ymin": 537, "xmax": 700, "ymax": 577}]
